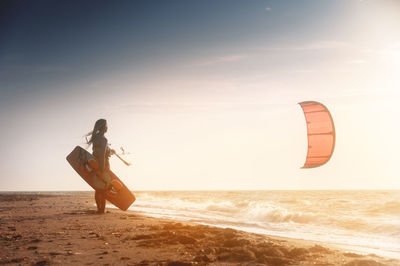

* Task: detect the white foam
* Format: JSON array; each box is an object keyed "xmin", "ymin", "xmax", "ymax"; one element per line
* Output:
[{"xmin": 125, "ymin": 190, "xmax": 400, "ymax": 259}]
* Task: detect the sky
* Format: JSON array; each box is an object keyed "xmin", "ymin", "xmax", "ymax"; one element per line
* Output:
[{"xmin": 1, "ymin": 0, "xmax": 400, "ymax": 191}]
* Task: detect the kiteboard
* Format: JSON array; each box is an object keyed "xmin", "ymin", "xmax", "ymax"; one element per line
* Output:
[{"xmin": 66, "ymin": 146, "xmax": 135, "ymax": 211}]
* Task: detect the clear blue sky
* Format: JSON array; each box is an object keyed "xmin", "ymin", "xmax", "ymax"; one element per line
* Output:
[{"xmin": 1, "ymin": 0, "xmax": 399, "ymax": 190}]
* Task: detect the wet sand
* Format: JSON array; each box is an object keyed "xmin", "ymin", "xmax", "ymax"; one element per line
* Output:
[{"xmin": 0, "ymin": 192, "xmax": 398, "ymax": 265}]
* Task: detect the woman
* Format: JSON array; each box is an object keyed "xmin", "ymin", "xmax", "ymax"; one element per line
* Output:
[{"xmin": 86, "ymin": 119, "xmax": 115, "ymax": 214}]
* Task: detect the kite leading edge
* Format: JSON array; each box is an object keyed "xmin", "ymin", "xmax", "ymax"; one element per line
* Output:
[{"xmin": 299, "ymin": 101, "xmax": 336, "ymax": 169}]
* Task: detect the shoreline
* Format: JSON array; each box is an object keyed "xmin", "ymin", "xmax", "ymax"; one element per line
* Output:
[
  {"xmin": 126, "ymin": 212, "xmax": 400, "ymax": 261},
  {"xmin": 1, "ymin": 192, "xmax": 399, "ymax": 265}
]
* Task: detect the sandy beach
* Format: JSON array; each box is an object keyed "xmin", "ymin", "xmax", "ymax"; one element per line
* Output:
[{"xmin": 0, "ymin": 192, "xmax": 398, "ymax": 266}]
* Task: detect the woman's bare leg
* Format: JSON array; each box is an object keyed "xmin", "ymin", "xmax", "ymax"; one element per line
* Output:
[{"xmin": 95, "ymin": 190, "xmax": 105, "ymax": 214}]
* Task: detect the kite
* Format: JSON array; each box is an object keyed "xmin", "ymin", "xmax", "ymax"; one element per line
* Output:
[{"xmin": 299, "ymin": 101, "xmax": 336, "ymax": 168}]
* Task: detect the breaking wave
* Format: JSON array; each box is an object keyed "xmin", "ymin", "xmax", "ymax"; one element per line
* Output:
[{"xmin": 127, "ymin": 190, "xmax": 400, "ymax": 258}]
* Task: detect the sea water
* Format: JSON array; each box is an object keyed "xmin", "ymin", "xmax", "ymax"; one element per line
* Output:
[{"xmin": 127, "ymin": 190, "xmax": 400, "ymax": 259}]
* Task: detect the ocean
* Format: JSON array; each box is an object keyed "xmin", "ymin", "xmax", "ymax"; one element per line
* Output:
[{"xmin": 127, "ymin": 190, "xmax": 400, "ymax": 259}]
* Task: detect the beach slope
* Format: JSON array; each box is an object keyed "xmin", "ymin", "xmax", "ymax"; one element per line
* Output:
[{"xmin": 0, "ymin": 193, "xmax": 398, "ymax": 265}]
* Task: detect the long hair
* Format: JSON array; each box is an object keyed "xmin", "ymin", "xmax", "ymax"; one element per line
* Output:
[{"xmin": 86, "ymin": 119, "xmax": 107, "ymax": 146}]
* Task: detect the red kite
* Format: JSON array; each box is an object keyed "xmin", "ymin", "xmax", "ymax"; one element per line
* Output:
[{"xmin": 299, "ymin": 101, "xmax": 335, "ymax": 168}]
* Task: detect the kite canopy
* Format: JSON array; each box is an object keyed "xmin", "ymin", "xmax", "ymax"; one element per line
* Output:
[{"xmin": 299, "ymin": 101, "xmax": 335, "ymax": 169}]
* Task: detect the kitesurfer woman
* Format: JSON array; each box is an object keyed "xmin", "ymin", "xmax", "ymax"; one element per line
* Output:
[{"xmin": 86, "ymin": 119, "xmax": 115, "ymax": 214}]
